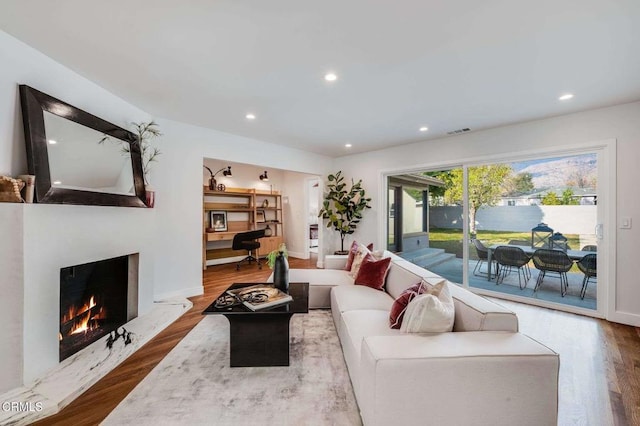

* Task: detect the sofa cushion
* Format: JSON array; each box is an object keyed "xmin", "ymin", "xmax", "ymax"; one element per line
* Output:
[
  {"xmin": 447, "ymin": 283, "xmax": 518, "ymax": 332},
  {"xmin": 331, "ymin": 285, "xmax": 394, "ymax": 314},
  {"xmin": 340, "ymin": 310, "xmax": 401, "ymax": 374},
  {"xmin": 401, "ymin": 281, "xmax": 454, "ymax": 333},
  {"xmin": 384, "ymin": 262, "xmax": 424, "ymax": 299},
  {"xmin": 355, "ymin": 256, "xmax": 391, "ymax": 290}
]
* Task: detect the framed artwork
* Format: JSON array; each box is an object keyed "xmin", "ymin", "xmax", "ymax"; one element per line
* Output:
[
  {"xmin": 256, "ymin": 210, "xmax": 266, "ymax": 223},
  {"xmin": 210, "ymin": 211, "xmax": 228, "ymax": 231}
]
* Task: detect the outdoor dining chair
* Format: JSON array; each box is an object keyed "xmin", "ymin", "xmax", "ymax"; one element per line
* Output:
[
  {"xmin": 577, "ymin": 253, "xmax": 597, "ymax": 299},
  {"xmin": 471, "ymin": 238, "xmax": 496, "ymax": 277},
  {"xmin": 493, "ymin": 245, "xmax": 531, "ymax": 289},
  {"xmin": 531, "ymin": 249, "xmax": 573, "ymax": 297}
]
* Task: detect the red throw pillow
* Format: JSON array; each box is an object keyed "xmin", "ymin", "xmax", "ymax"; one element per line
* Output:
[
  {"xmin": 389, "ymin": 282, "xmax": 425, "ymax": 329},
  {"xmin": 354, "ymin": 256, "xmax": 391, "ymax": 290},
  {"xmin": 344, "ymin": 241, "xmax": 374, "ymax": 271}
]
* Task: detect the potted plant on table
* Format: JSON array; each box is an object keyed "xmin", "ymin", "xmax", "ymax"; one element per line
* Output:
[
  {"xmin": 267, "ymin": 243, "xmax": 289, "ymax": 292},
  {"xmin": 318, "ymin": 171, "xmax": 372, "ymax": 254}
]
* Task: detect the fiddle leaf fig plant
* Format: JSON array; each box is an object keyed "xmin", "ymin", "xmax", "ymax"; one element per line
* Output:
[{"xmin": 318, "ymin": 171, "xmax": 372, "ymax": 253}]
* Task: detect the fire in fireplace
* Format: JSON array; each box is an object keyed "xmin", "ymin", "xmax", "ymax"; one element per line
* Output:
[{"xmin": 59, "ymin": 255, "xmax": 134, "ymax": 361}]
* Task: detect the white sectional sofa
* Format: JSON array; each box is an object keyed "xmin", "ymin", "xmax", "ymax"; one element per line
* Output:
[{"xmin": 271, "ymin": 252, "xmax": 559, "ymax": 425}]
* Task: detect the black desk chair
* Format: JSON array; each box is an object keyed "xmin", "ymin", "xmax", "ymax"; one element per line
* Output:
[{"xmin": 232, "ymin": 229, "xmax": 265, "ymax": 270}]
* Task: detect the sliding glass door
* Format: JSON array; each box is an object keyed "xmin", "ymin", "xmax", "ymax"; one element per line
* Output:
[{"xmin": 385, "ymin": 148, "xmax": 607, "ymax": 316}]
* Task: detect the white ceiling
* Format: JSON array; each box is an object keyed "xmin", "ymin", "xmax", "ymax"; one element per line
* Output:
[{"xmin": 2, "ymin": 0, "xmax": 640, "ymax": 157}]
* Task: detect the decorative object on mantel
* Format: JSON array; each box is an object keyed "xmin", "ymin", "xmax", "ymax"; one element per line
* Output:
[
  {"xmin": 0, "ymin": 176, "xmax": 24, "ymax": 203},
  {"xmin": 203, "ymin": 165, "xmax": 233, "ymax": 191},
  {"xmin": 17, "ymin": 174, "xmax": 35, "ymax": 203},
  {"xmin": 259, "ymin": 170, "xmax": 269, "ymax": 181},
  {"xmin": 319, "ymin": 171, "xmax": 372, "ymax": 254},
  {"xmin": 267, "ymin": 243, "xmax": 289, "ymax": 292},
  {"xmin": 145, "ymin": 185, "xmax": 155, "ymax": 208},
  {"xmin": 99, "ymin": 120, "xmax": 162, "ymax": 207},
  {"xmin": 261, "ymin": 199, "xmax": 269, "ymax": 208}
]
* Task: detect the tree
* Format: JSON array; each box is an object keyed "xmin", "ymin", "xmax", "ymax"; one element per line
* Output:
[
  {"xmin": 443, "ymin": 165, "xmax": 512, "ymax": 235},
  {"xmin": 561, "ymin": 189, "xmax": 579, "ymax": 205},
  {"xmin": 319, "ymin": 171, "xmax": 372, "ymax": 253},
  {"xmin": 541, "ymin": 191, "xmax": 560, "ymax": 205},
  {"xmin": 541, "ymin": 189, "xmax": 579, "ymax": 205},
  {"xmin": 506, "ymin": 172, "xmax": 534, "ymax": 195}
]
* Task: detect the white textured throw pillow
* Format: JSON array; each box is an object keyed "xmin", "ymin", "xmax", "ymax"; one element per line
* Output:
[
  {"xmin": 400, "ymin": 280, "xmax": 455, "ymax": 333},
  {"xmin": 348, "ymin": 244, "xmax": 371, "ymax": 278}
]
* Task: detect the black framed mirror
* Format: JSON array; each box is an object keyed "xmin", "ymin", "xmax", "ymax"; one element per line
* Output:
[{"xmin": 19, "ymin": 85, "xmax": 147, "ymax": 207}]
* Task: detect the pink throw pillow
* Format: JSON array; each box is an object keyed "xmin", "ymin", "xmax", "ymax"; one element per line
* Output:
[
  {"xmin": 344, "ymin": 241, "xmax": 360, "ymax": 271},
  {"xmin": 354, "ymin": 256, "xmax": 391, "ymax": 290}
]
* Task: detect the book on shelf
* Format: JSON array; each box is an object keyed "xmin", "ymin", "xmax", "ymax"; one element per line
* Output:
[{"xmin": 227, "ymin": 284, "xmax": 292, "ymax": 311}]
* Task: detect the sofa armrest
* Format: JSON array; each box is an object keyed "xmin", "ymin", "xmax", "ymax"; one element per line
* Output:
[
  {"xmin": 324, "ymin": 255, "xmax": 348, "ymax": 270},
  {"xmin": 358, "ymin": 332, "xmax": 558, "ymax": 426}
]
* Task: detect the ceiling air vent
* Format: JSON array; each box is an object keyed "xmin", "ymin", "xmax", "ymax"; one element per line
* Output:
[{"xmin": 446, "ymin": 128, "xmax": 471, "ymax": 135}]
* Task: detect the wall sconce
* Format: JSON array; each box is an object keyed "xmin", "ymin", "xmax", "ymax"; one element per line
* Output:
[
  {"xmin": 203, "ymin": 165, "xmax": 232, "ymax": 190},
  {"xmin": 259, "ymin": 171, "xmax": 269, "ymax": 182}
]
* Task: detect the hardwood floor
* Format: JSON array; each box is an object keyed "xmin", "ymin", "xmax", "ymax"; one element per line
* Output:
[{"xmin": 34, "ymin": 256, "xmax": 639, "ymax": 426}]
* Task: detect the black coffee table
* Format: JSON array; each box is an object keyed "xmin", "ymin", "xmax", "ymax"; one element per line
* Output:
[{"xmin": 203, "ymin": 282, "xmax": 309, "ymax": 367}]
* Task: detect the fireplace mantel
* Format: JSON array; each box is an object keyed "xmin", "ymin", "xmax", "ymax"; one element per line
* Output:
[{"xmin": 0, "ymin": 203, "xmax": 158, "ymax": 391}]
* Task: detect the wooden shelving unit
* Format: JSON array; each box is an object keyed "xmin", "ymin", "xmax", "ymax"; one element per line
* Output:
[{"xmin": 203, "ymin": 187, "xmax": 284, "ymax": 269}]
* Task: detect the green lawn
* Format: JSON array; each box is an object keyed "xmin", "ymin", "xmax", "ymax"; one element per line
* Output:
[{"xmin": 428, "ymin": 228, "xmax": 581, "ymax": 260}]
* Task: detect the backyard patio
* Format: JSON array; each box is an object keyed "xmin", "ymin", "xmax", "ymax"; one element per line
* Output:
[
  {"xmin": 427, "ymin": 257, "xmax": 597, "ymax": 310},
  {"xmin": 402, "ymin": 228, "xmax": 597, "ymax": 310}
]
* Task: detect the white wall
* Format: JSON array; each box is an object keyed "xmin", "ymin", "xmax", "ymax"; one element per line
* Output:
[
  {"xmin": 0, "ymin": 29, "xmax": 333, "ymax": 392},
  {"xmin": 0, "ymin": 30, "xmax": 157, "ymax": 392},
  {"xmin": 150, "ymin": 118, "xmax": 332, "ymax": 299},
  {"xmin": 430, "ymin": 205, "xmax": 597, "ymax": 236},
  {"xmin": 281, "ymin": 171, "xmax": 321, "ymax": 258},
  {"xmin": 333, "ymin": 101, "xmax": 640, "ymax": 326}
]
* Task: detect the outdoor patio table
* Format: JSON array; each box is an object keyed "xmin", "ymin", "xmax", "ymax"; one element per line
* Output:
[{"xmin": 486, "ymin": 245, "xmax": 593, "ymax": 281}]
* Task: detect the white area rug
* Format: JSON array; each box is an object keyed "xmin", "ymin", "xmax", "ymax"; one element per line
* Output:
[{"xmin": 102, "ymin": 310, "xmax": 361, "ymax": 426}]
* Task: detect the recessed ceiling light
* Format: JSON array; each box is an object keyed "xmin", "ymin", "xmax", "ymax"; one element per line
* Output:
[
  {"xmin": 324, "ymin": 73, "xmax": 338, "ymax": 82},
  {"xmin": 53, "ymin": 180, "xmax": 61, "ymax": 185},
  {"xmin": 419, "ymin": 127, "xmax": 428, "ymax": 132},
  {"xmin": 558, "ymin": 93, "xmax": 574, "ymax": 101},
  {"xmin": 48, "ymin": 139, "xmax": 57, "ymax": 144},
  {"xmin": 245, "ymin": 113, "xmax": 256, "ymax": 120},
  {"xmin": 345, "ymin": 143, "xmax": 352, "ymax": 148}
]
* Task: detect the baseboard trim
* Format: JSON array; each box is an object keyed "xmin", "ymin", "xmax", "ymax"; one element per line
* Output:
[
  {"xmin": 155, "ymin": 286, "xmax": 203, "ymax": 301},
  {"xmin": 288, "ymin": 251, "xmax": 307, "ymax": 259},
  {"xmin": 608, "ymin": 310, "xmax": 640, "ymax": 327}
]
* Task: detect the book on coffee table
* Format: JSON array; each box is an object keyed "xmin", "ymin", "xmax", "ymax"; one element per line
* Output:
[{"xmin": 227, "ymin": 284, "xmax": 293, "ymax": 311}]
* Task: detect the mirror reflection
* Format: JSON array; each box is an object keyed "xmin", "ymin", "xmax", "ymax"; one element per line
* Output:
[{"xmin": 43, "ymin": 111, "xmax": 135, "ymax": 195}]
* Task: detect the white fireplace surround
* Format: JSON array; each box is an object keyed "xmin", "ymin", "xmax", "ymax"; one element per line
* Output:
[{"xmin": 0, "ymin": 203, "xmax": 158, "ymax": 389}]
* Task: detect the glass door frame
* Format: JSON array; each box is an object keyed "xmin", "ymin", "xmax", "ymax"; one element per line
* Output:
[{"xmin": 380, "ymin": 139, "xmax": 616, "ymax": 320}]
